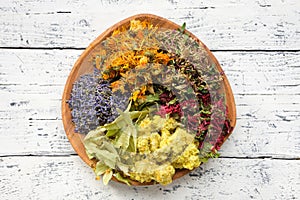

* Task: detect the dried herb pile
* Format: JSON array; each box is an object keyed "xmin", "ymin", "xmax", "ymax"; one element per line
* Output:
[{"xmin": 68, "ymin": 20, "xmax": 233, "ymax": 185}]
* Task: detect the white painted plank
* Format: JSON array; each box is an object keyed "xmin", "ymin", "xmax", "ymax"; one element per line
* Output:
[
  {"xmin": 0, "ymin": 0, "xmax": 299, "ymax": 50},
  {"xmin": 0, "ymin": 50, "xmax": 299, "ymax": 158},
  {"xmin": 1, "ymin": 94, "xmax": 299, "ymax": 157},
  {"xmin": 0, "ymin": 50, "xmax": 299, "ymax": 95},
  {"xmin": 215, "ymin": 52, "xmax": 300, "ymax": 95},
  {"xmin": 0, "ymin": 156, "xmax": 299, "ymax": 200}
]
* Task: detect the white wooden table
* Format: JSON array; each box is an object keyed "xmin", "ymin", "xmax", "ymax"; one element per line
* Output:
[{"xmin": 1, "ymin": 1, "xmax": 299, "ymax": 199}]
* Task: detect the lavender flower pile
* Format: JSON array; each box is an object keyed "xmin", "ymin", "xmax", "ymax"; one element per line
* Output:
[
  {"xmin": 68, "ymin": 74, "xmax": 127, "ymax": 134},
  {"xmin": 94, "ymin": 79, "xmax": 128, "ymax": 125},
  {"xmin": 67, "ymin": 74, "xmax": 99, "ymax": 134}
]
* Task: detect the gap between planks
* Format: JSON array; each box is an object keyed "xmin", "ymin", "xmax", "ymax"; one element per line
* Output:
[
  {"xmin": 1, "ymin": 47, "xmax": 300, "ymax": 52},
  {"xmin": 0, "ymin": 154, "xmax": 298, "ymax": 161}
]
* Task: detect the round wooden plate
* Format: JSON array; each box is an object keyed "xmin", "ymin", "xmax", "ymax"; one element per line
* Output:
[{"xmin": 62, "ymin": 13, "xmax": 236, "ymax": 186}]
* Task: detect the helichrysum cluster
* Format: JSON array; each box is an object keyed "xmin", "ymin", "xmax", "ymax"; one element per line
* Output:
[{"xmin": 131, "ymin": 115, "xmax": 201, "ymax": 185}]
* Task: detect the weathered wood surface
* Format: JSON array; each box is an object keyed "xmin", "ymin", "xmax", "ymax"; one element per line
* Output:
[
  {"xmin": 0, "ymin": 156, "xmax": 299, "ymax": 200},
  {"xmin": 1, "ymin": 0, "xmax": 300, "ymax": 199},
  {"xmin": 0, "ymin": 0, "xmax": 299, "ymax": 50}
]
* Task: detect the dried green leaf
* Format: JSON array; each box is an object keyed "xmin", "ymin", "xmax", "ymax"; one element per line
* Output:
[
  {"xmin": 103, "ymin": 102, "xmax": 148, "ymax": 152},
  {"xmin": 103, "ymin": 170, "xmax": 113, "ymax": 185},
  {"xmin": 178, "ymin": 22, "xmax": 186, "ymax": 33},
  {"xmin": 95, "ymin": 161, "xmax": 109, "ymax": 176},
  {"xmin": 168, "ymin": 98, "xmax": 177, "ymax": 105},
  {"xmin": 114, "ymin": 172, "xmax": 131, "ymax": 186},
  {"xmin": 146, "ymin": 94, "xmax": 160, "ymax": 103},
  {"xmin": 94, "ymin": 149, "xmax": 119, "ymax": 169}
]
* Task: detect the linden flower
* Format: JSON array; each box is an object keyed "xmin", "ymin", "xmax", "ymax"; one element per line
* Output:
[{"xmin": 151, "ymin": 115, "xmax": 165, "ymax": 130}]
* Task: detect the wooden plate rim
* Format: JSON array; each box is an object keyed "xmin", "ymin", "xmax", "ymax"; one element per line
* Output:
[{"xmin": 61, "ymin": 13, "xmax": 236, "ymax": 186}]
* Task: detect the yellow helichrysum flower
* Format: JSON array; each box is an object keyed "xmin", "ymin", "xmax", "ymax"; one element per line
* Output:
[
  {"xmin": 138, "ymin": 116, "xmax": 152, "ymax": 136},
  {"xmin": 183, "ymin": 155, "xmax": 200, "ymax": 170},
  {"xmin": 150, "ymin": 132, "xmax": 161, "ymax": 151},
  {"xmin": 130, "ymin": 171, "xmax": 153, "ymax": 183},
  {"xmin": 137, "ymin": 136, "xmax": 150, "ymax": 154},
  {"xmin": 139, "ymin": 117, "xmax": 151, "ymax": 128},
  {"xmin": 154, "ymin": 164, "xmax": 175, "ymax": 185},
  {"xmin": 172, "ymin": 143, "xmax": 201, "ymax": 170},
  {"xmin": 160, "ymin": 128, "xmax": 171, "ymax": 148},
  {"xmin": 163, "ymin": 117, "xmax": 179, "ymax": 131}
]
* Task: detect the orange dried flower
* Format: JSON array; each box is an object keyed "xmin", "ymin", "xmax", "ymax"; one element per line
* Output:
[
  {"xmin": 130, "ymin": 85, "xmax": 147, "ymax": 101},
  {"xmin": 102, "ymin": 73, "xmax": 110, "ymax": 80},
  {"xmin": 110, "ymin": 80, "xmax": 125, "ymax": 93},
  {"xmin": 139, "ymin": 56, "xmax": 148, "ymax": 65}
]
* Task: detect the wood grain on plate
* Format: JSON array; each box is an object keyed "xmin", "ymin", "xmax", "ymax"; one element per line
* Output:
[{"xmin": 61, "ymin": 14, "xmax": 236, "ymax": 185}]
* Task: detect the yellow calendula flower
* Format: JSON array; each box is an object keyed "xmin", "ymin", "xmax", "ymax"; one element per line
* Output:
[
  {"xmin": 160, "ymin": 128, "xmax": 171, "ymax": 148},
  {"xmin": 131, "ymin": 90, "xmax": 140, "ymax": 102},
  {"xmin": 139, "ymin": 56, "xmax": 148, "ymax": 65},
  {"xmin": 154, "ymin": 51, "xmax": 172, "ymax": 65},
  {"xmin": 129, "ymin": 20, "xmax": 152, "ymax": 31},
  {"xmin": 130, "ymin": 85, "xmax": 147, "ymax": 102},
  {"xmin": 110, "ymin": 80, "xmax": 124, "ymax": 93},
  {"xmin": 102, "ymin": 73, "xmax": 110, "ymax": 80},
  {"xmin": 112, "ymin": 26, "xmax": 126, "ymax": 36}
]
